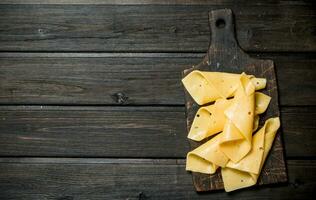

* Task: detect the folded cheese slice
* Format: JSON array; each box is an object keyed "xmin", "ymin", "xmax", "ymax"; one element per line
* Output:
[
  {"xmin": 253, "ymin": 115, "xmax": 260, "ymax": 132},
  {"xmin": 253, "ymin": 92, "xmax": 271, "ymax": 132},
  {"xmin": 255, "ymin": 92, "xmax": 271, "ymax": 115},
  {"xmin": 188, "ymin": 92, "xmax": 270, "ymax": 141},
  {"xmin": 182, "ymin": 70, "xmax": 266, "ymax": 105},
  {"xmin": 219, "ymin": 73, "xmax": 256, "ymax": 163},
  {"xmin": 221, "ymin": 117, "xmax": 280, "ymax": 192},
  {"xmin": 188, "ymin": 98, "xmax": 233, "ymax": 141},
  {"xmin": 186, "ymin": 133, "xmax": 229, "ymax": 174}
]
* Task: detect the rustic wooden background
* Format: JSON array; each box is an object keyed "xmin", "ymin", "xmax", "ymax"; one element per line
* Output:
[{"xmin": 0, "ymin": 0, "xmax": 315, "ymax": 199}]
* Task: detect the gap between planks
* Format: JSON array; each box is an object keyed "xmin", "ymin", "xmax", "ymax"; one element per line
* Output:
[
  {"xmin": 0, "ymin": 0, "xmax": 308, "ymax": 5},
  {"xmin": 0, "ymin": 157, "xmax": 312, "ymax": 164},
  {"xmin": 0, "ymin": 157, "xmax": 185, "ymax": 164},
  {"xmin": 0, "ymin": 52, "xmax": 315, "ymax": 58}
]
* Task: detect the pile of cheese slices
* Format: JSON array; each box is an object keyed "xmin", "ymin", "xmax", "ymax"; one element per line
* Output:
[{"xmin": 182, "ymin": 70, "xmax": 280, "ymax": 192}]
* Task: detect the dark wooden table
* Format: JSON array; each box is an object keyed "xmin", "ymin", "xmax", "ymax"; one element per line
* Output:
[{"xmin": 0, "ymin": 1, "xmax": 315, "ymax": 199}]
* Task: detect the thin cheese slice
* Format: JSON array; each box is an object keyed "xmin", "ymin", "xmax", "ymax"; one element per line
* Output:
[
  {"xmin": 253, "ymin": 92, "xmax": 271, "ymax": 132},
  {"xmin": 186, "ymin": 133, "xmax": 229, "ymax": 174},
  {"xmin": 182, "ymin": 70, "xmax": 266, "ymax": 105},
  {"xmin": 188, "ymin": 92, "xmax": 270, "ymax": 141},
  {"xmin": 226, "ymin": 124, "xmax": 265, "ymax": 174},
  {"xmin": 219, "ymin": 73, "xmax": 256, "ymax": 163},
  {"xmin": 253, "ymin": 115, "xmax": 260, "ymax": 132},
  {"xmin": 221, "ymin": 168, "xmax": 255, "ymax": 192},
  {"xmin": 221, "ymin": 117, "xmax": 281, "ymax": 192},
  {"xmin": 188, "ymin": 99, "xmax": 233, "ymax": 141},
  {"xmin": 255, "ymin": 92, "xmax": 271, "ymax": 114}
]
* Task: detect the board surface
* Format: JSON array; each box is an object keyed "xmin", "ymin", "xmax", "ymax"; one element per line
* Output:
[{"xmin": 182, "ymin": 9, "xmax": 287, "ymax": 191}]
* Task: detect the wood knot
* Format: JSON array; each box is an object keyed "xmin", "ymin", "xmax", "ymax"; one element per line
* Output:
[
  {"xmin": 138, "ymin": 192, "xmax": 147, "ymax": 200},
  {"xmin": 291, "ymin": 179, "xmax": 303, "ymax": 188},
  {"xmin": 38, "ymin": 28, "xmax": 45, "ymax": 35},
  {"xmin": 112, "ymin": 92, "xmax": 128, "ymax": 104},
  {"xmin": 169, "ymin": 26, "xmax": 177, "ymax": 33}
]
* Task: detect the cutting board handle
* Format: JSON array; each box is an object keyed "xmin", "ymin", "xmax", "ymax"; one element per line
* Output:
[
  {"xmin": 206, "ymin": 9, "xmax": 244, "ymax": 68},
  {"xmin": 209, "ymin": 9, "xmax": 236, "ymax": 47}
]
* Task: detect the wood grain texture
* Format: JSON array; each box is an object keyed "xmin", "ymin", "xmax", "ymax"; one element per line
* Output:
[
  {"xmin": 0, "ymin": 106, "xmax": 187, "ymax": 157},
  {"xmin": 0, "ymin": 53, "xmax": 315, "ymax": 106},
  {"xmin": 0, "ymin": 1, "xmax": 315, "ymax": 52},
  {"xmin": 281, "ymin": 107, "xmax": 316, "ymax": 158},
  {"xmin": 274, "ymin": 53, "xmax": 316, "ymax": 106},
  {"xmin": 0, "ymin": 0, "xmax": 310, "ymax": 5},
  {"xmin": 0, "ymin": 106, "xmax": 314, "ymax": 158},
  {"xmin": 182, "ymin": 9, "xmax": 287, "ymax": 191},
  {"xmin": 0, "ymin": 1, "xmax": 314, "ymax": 199},
  {"xmin": 0, "ymin": 158, "xmax": 314, "ymax": 200}
]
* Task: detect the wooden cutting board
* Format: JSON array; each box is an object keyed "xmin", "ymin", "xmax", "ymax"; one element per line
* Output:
[{"xmin": 182, "ymin": 9, "xmax": 287, "ymax": 192}]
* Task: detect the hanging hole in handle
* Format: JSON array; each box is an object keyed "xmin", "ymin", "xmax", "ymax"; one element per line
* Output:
[{"xmin": 215, "ymin": 18, "xmax": 226, "ymax": 29}]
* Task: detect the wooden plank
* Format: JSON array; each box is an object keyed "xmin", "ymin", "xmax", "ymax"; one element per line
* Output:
[
  {"xmin": 0, "ymin": 2, "xmax": 315, "ymax": 52},
  {"xmin": 281, "ymin": 107, "xmax": 316, "ymax": 158},
  {"xmin": 0, "ymin": 106, "xmax": 314, "ymax": 158},
  {"xmin": 0, "ymin": 53, "xmax": 195, "ymax": 105},
  {"xmin": 0, "ymin": 106, "xmax": 188, "ymax": 157},
  {"xmin": 0, "ymin": 158, "xmax": 314, "ymax": 200},
  {"xmin": 0, "ymin": 53, "xmax": 315, "ymax": 106},
  {"xmin": 273, "ymin": 53, "xmax": 316, "ymax": 106},
  {"xmin": 0, "ymin": 0, "xmax": 309, "ymax": 5}
]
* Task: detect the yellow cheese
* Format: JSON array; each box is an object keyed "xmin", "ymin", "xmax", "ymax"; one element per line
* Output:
[
  {"xmin": 186, "ymin": 133, "xmax": 229, "ymax": 174},
  {"xmin": 221, "ymin": 117, "xmax": 280, "ymax": 192},
  {"xmin": 219, "ymin": 73, "xmax": 256, "ymax": 163},
  {"xmin": 188, "ymin": 99, "xmax": 233, "ymax": 141},
  {"xmin": 182, "ymin": 70, "xmax": 267, "ymax": 105},
  {"xmin": 221, "ymin": 168, "xmax": 255, "ymax": 192},
  {"xmin": 255, "ymin": 92, "xmax": 271, "ymax": 114},
  {"xmin": 251, "ymin": 78, "xmax": 266, "ymax": 90},
  {"xmin": 253, "ymin": 92, "xmax": 271, "ymax": 132},
  {"xmin": 226, "ymin": 124, "xmax": 265, "ymax": 174},
  {"xmin": 253, "ymin": 115, "xmax": 260, "ymax": 132},
  {"xmin": 188, "ymin": 92, "xmax": 271, "ymax": 141}
]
